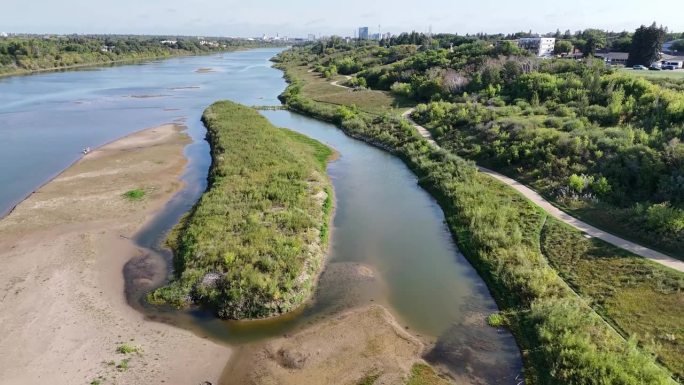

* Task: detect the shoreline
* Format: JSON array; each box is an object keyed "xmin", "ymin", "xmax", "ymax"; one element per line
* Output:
[
  {"xmin": 0, "ymin": 47, "xmax": 255, "ymax": 81},
  {"xmin": 1, "ymin": 123, "xmax": 192, "ymax": 221},
  {"xmin": 0, "ymin": 124, "xmax": 231, "ymax": 384}
]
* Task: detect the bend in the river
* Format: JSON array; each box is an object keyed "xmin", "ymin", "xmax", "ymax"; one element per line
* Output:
[{"xmin": 0, "ymin": 48, "xmax": 522, "ymax": 383}]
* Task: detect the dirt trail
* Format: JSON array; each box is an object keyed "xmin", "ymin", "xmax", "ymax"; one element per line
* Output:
[
  {"xmin": 0, "ymin": 124, "xmax": 230, "ymax": 385},
  {"xmin": 402, "ymin": 109, "xmax": 684, "ymax": 273},
  {"xmin": 330, "ymin": 75, "xmax": 352, "ymax": 88}
]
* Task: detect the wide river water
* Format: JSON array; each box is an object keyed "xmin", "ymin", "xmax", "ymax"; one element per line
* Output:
[{"xmin": 0, "ymin": 48, "xmax": 521, "ymax": 383}]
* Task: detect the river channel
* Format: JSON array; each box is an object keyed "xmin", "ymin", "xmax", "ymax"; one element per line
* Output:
[{"xmin": 0, "ymin": 48, "xmax": 521, "ymax": 384}]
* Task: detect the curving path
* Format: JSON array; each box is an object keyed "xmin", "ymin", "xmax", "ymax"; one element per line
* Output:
[
  {"xmin": 402, "ymin": 109, "xmax": 684, "ymax": 273},
  {"xmin": 330, "ymin": 75, "xmax": 352, "ymax": 89}
]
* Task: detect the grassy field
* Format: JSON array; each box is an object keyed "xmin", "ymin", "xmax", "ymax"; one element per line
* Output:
[
  {"xmin": 557, "ymin": 200, "xmax": 684, "ymax": 261},
  {"xmin": 541, "ymin": 218, "xmax": 684, "ymax": 380},
  {"xmin": 284, "ymin": 63, "xmax": 412, "ymax": 115},
  {"xmin": 149, "ymin": 101, "xmax": 334, "ymax": 319},
  {"xmin": 618, "ymin": 67, "xmax": 684, "ymax": 79}
]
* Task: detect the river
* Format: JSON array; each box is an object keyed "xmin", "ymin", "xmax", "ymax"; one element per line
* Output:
[{"xmin": 0, "ymin": 48, "xmax": 521, "ymax": 384}]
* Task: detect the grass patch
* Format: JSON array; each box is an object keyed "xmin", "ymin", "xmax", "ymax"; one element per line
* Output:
[
  {"xmin": 560, "ymin": 202, "xmax": 684, "ymax": 261},
  {"xmin": 618, "ymin": 68, "xmax": 684, "ymax": 80},
  {"xmin": 486, "ymin": 312, "xmax": 507, "ymax": 328},
  {"xmin": 285, "ymin": 63, "xmax": 411, "ymax": 115},
  {"xmin": 116, "ymin": 358, "xmax": 130, "ymax": 372},
  {"xmin": 148, "ymin": 101, "xmax": 333, "ymax": 320},
  {"xmin": 541, "ymin": 218, "xmax": 684, "ymax": 380},
  {"xmin": 406, "ymin": 363, "xmax": 452, "ymax": 385},
  {"xmin": 122, "ymin": 188, "xmax": 146, "ymax": 201},
  {"xmin": 115, "ymin": 343, "xmax": 141, "ymax": 355},
  {"xmin": 356, "ymin": 373, "xmax": 381, "ymax": 385}
]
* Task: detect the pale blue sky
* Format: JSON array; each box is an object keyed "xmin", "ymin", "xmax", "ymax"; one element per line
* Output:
[{"xmin": 2, "ymin": 0, "xmax": 683, "ymax": 37}]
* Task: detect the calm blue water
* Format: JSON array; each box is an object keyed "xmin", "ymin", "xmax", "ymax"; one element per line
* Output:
[
  {"xmin": 0, "ymin": 49, "xmax": 522, "ymax": 384},
  {"xmin": 0, "ymin": 49, "xmax": 285, "ymax": 217}
]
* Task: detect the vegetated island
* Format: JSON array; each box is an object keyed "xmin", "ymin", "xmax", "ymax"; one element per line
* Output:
[
  {"xmin": 149, "ymin": 101, "xmax": 334, "ymax": 319},
  {"xmin": 274, "ymin": 43, "xmax": 679, "ymax": 384}
]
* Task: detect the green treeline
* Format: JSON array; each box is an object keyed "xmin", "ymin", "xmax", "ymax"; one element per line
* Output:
[
  {"xmin": 149, "ymin": 101, "xmax": 333, "ymax": 319},
  {"xmin": 293, "ymin": 32, "xmax": 684, "ymax": 259},
  {"xmin": 275, "ymin": 52, "xmax": 676, "ymax": 384},
  {"xmin": 0, "ymin": 35, "xmax": 281, "ymax": 76}
]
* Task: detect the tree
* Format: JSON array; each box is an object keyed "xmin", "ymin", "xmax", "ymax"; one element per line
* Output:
[
  {"xmin": 670, "ymin": 39, "xmax": 684, "ymax": 53},
  {"xmin": 578, "ymin": 29, "xmax": 606, "ymax": 55},
  {"xmin": 568, "ymin": 174, "xmax": 586, "ymax": 192},
  {"xmin": 554, "ymin": 40, "xmax": 573, "ymax": 55},
  {"xmin": 610, "ymin": 33, "xmax": 633, "ymax": 52},
  {"xmin": 627, "ymin": 23, "xmax": 666, "ymax": 67}
]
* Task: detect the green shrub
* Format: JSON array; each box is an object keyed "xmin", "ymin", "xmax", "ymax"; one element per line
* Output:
[
  {"xmin": 390, "ymin": 82, "xmax": 413, "ymax": 97},
  {"xmin": 646, "ymin": 203, "xmax": 684, "ymax": 234},
  {"xmin": 116, "ymin": 343, "xmax": 140, "ymax": 355},
  {"xmin": 487, "ymin": 312, "xmax": 507, "ymax": 327},
  {"xmin": 122, "ymin": 189, "xmax": 145, "ymax": 201}
]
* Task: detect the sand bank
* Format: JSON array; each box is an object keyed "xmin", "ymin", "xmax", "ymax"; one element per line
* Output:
[{"xmin": 0, "ymin": 124, "xmax": 230, "ymax": 385}]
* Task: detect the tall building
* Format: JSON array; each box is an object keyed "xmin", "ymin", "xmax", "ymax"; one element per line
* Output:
[
  {"xmin": 358, "ymin": 27, "xmax": 369, "ymax": 40},
  {"xmin": 517, "ymin": 37, "xmax": 556, "ymax": 57}
]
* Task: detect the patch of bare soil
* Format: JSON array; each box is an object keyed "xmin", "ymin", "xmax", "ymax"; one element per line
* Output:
[{"xmin": 221, "ymin": 305, "xmax": 426, "ymax": 385}]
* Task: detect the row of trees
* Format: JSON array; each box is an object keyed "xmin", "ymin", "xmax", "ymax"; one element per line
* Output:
[{"xmin": 0, "ymin": 35, "xmax": 280, "ymax": 74}]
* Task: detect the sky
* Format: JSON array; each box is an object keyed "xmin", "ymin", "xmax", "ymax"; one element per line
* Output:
[{"xmin": 2, "ymin": 0, "xmax": 683, "ymax": 37}]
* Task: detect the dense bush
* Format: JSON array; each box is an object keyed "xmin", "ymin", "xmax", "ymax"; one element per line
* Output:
[
  {"xmin": 413, "ymin": 87, "xmax": 684, "ymax": 248},
  {"xmin": 149, "ymin": 101, "xmax": 333, "ymax": 319}
]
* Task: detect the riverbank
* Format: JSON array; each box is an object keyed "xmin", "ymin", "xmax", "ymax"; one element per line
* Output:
[
  {"xmin": 275, "ymin": 56, "xmax": 675, "ymax": 384},
  {"xmin": 0, "ymin": 42, "xmax": 277, "ymax": 80},
  {"xmin": 0, "ymin": 53, "xmax": 189, "ymax": 79},
  {"xmin": 0, "ymin": 124, "xmax": 230, "ymax": 384},
  {"xmin": 222, "ymin": 304, "xmax": 451, "ymax": 385}
]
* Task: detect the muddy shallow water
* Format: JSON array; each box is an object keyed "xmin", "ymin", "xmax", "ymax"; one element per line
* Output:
[{"xmin": 0, "ymin": 48, "xmax": 522, "ymax": 383}]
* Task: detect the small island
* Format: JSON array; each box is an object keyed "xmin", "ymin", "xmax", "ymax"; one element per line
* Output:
[{"xmin": 149, "ymin": 101, "xmax": 334, "ymax": 319}]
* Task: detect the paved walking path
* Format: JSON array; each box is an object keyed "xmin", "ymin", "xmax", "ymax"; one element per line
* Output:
[{"xmin": 402, "ymin": 109, "xmax": 684, "ymax": 273}]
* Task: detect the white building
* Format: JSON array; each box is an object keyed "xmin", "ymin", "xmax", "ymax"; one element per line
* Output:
[
  {"xmin": 0, "ymin": 32, "xmax": 8, "ymax": 38},
  {"xmin": 518, "ymin": 37, "xmax": 556, "ymax": 57}
]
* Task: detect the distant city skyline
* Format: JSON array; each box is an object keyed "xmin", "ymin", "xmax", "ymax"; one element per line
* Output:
[{"xmin": 2, "ymin": 0, "xmax": 683, "ymax": 37}]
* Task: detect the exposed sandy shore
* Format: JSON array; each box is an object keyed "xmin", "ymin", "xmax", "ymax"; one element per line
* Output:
[
  {"xmin": 0, "ymin": 124, "xmax": 230, "ymax": 385},
  {"xmin": 222, "ymin": 305, "xmax": 429, "ymax": 385}
]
